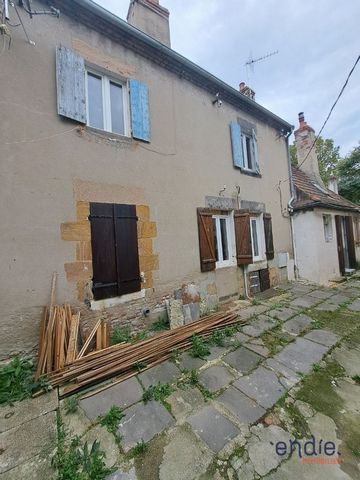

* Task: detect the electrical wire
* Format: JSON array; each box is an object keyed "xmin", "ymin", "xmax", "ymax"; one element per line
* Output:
[
  {"xmin": 4, "ymin": 126, "xmax": 78, "ymax": 145},
  {"xmin": 296, "ymin": 54, "xmax": 360, "ymax": 171}
]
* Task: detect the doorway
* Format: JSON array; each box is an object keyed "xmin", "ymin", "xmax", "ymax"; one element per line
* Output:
[{"xmin": 335, "ymin": 215, "xmax": 356, "ymax": 275}]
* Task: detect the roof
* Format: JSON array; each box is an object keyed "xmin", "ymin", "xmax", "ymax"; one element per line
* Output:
[
  {"xmin": 41, "ymin": 0, "xmax": 292, "ymax": 133},
  {"xmin": 291, "ymin": 167, "xmax": 360, "ymax": 213}
]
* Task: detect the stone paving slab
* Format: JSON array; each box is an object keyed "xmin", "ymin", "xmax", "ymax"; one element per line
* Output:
[
  {"xmin": 307, "ymin": 289, "xmax": 335, "ymax": 299},
  {"xmin": 282, "ymin": 314, "xmax": 313, "ymax": 335},
  {"xmin": 187, "ymin": 405, "xmax": 240, "ymax": 453},
  {"xmin": 0, "ymin": 411, "xmax": 56, "ymax": 474},
  {"xmin": 245, "ymin": 342, "xmax": 270, "ymax": 357},
  {"xmin": 267, "ymin": 307, "xmax": 298, "ymax": 322},
  {"xmin": 327, "ymin": 293, "xmax": 350, "ymax": 305},
  {"xmin": 348, "ymin": 299, "xmax": 360, "ymax": 311},
  {"xmin": 339, "ymin": 288, "xmax": 360, "ymax": 298},
  {"xmin": 303, "ymin": 329, "xmax": 340, "ymax": 347},
  {"xmin": 0, "ymin": 390, "xmax": 57, "ymax": 433},
  {"xmin": 137, "ymin": 361, "xmax": 181, "ymax": 389},
  {"xmin": 242, "ymin": 315, "xmax": 276, "ymax": 337},
  {"xmin": 222, "ymin": 332, "xmax": 250, "ymax": 347},
  {"xmin": 199, "ymin": 365, "xmax": 235, "ymax": 393},
  {"xmin": 0, "ymin": 453, "xmax": 54, "ymax": 480},
  {"xmin": 289, "ymin": 284, "xmax": 315, "ymax": 295},
  {"xmin": 264, "ymin": 358, "xmax": 299, "ymax": 389},
  {"xmin": 118, "ymin": 400, "xmax": 174, "ymax": 452},
  {"xmin": 178, "ymin": 352, "xmax": 206, "ymax": 371},
  {"xmin": 106, "ymin": 468, "xmax": 137, "ymax": 480},
  {"xmin": 237, "ymin": 305, "xmax": 268, "ymax": 319},
  {"xmin": 80, "ymin": 377, "xmax": 143, "ymax": 421},
  {"xmin": 273, "ymin": 337, "xmax": 328, "ymax": 374},
  {"xmin": 166, "ymin": 387, "xmax": 205, "ymax": 421},
  {"xmin": 315, "ymin": 302, "xmax": 339, "ymax": 312},
  {"xmin": 216, "ymin": 386, "xmax": 266, "ymax": 425},
  {"xmin": 207, "ymin": 345, "xmax": 229, "ymax": 360},
  {"xmin": 290, "ymin": 295, "xmax": 320, "ymax": 309},
  {"xmin": 233, "ymin": 366, "xmax": 286, "ymax": 409},
  {"xmin": 223, "ymin": 347, "xmax": 261, "ymax": 373}
]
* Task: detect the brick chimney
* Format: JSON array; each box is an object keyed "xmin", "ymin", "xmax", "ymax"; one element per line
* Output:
[
  {"xmin": 294, "ymin": 112, "xmax": 324, "ymax": 186},
  {"xmin": 127, "ymin": 0, "xmax": 171, "ymax": 47},
  {"xmin": 328, "ymin": 176, "xmax": 338, "ymax": 194},
  {"xmin": 239, "ymin": 82, "xmax": 256, "ymax": 100}
]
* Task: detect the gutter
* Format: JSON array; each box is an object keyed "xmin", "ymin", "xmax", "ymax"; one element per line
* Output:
[{"xmin": 46, "ymin": 0, "xmax": 292, "ymax": 133}]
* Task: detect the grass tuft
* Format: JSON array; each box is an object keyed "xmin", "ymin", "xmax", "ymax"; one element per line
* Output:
[
  {"xmin": 98, "ymin": 406, "xmax": 124, "ymax": 436},
  {"xmin": 142, "ymin": 382, "xmax": 174, "ymax": 403},
  {"xmin": 190, "ymin": 335, "xmax": 210, "ymax": 358}
]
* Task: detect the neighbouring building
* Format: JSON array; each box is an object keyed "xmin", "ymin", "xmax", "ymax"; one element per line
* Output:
[
  {"xmin": 290, "ymin": 113, "xmax": 360, "ymax": 285},
  {"xmin": 0, "ymin": 0, "xmax": 294, "ymax": 360}
]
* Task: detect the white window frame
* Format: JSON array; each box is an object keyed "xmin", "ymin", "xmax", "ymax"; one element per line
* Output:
[
  {"xmin": 323, "ymin": 214, "xmax": 333, "ymax": 242},
  {"xmin": 250, "ymin": 215, "xmax": 266, "ymax": 262},
  {"xmin": 241, "ymin": 133, "xmax": 254, "ymax": 171},
  {"xmin": 212, "ymin": 213, "xmax": 236, "ymax": 268},
  {"xmin": 85, "ymin": 68, "xmax": 130, "ymax": 137}
]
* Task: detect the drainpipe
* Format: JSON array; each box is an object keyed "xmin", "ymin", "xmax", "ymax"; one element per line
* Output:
[{"xmin": 285, "ymin": 130, "xmax": 299, "ymax": 279}]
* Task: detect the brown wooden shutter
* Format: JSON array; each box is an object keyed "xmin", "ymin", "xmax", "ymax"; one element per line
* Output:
[
  {"xmin": 335, "ymin": 215, "xmax": 345, "ymax": 276},
  {"xmin": 114, "ymin": 204, "xmax": 141, "ymax": 295},
  {"xmin": 90, "ymin": 203, "xmax": 118, "ymax": 300},
  {"xmin": 197, "ymin": 208, "xmax": 216, "ymax": 272},
  {"xmin": 263, "ymin": 213, "xmax": 274, "ymax": 260},
  {"xmin": 234, "ymin": 210, "xmax": 253, "ymax": 265},
  {"xmin": 345, "ymin": 216, "xmax": 356, "ymax": 269}
]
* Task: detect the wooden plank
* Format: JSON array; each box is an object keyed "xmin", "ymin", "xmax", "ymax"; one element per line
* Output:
[
  {"xmin": 96, "ymin": 321, "xmax": 102, "ymax": 351},
  {"xmin": 77, "ymin": 319, "xmax": 101, "ymax": 359},
  {"xmin": 34, "ymin": 307, "xmax": 49, "ymax": 381},
  {"xmin": 66, "ymin": 314, "xmax": 80, "ymax": 365}
]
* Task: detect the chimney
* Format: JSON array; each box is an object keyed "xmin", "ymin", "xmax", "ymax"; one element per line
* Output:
[
  {"xmin": 127, "ymin": 0, "xmax": 171, "ymax": 47},
  {"xmin": 328, "ymin": 176, "xmax": 339, "ymax": 194},
  {"xmin": 294, "ymin": 112, "xmax": 324, "ymax": 186},
  {"xmin": 239, "ymin": 82, "xmax": 255, "ymax": 100}
]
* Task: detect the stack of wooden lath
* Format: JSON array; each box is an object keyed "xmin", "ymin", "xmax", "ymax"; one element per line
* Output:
[
  {"xmin": 35, "ymin": 273, "xmax": 109, "ymax": 380},
  {"xmin": 49, "ymin": 310, "xmax": 243, "ymax": 398}
]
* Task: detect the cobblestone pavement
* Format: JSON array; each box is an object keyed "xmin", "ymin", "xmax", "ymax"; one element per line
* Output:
[{"xmin": 1, "ymin": 277, "xmax": 359, "ymax": 479}]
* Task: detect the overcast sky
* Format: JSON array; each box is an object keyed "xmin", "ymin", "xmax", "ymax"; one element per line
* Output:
[{"xmin": 98, "ymin": 0, "xmax": 359, "ymax": 156}]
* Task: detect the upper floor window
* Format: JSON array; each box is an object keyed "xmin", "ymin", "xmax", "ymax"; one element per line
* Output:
[
  {"xmin": 230, "ymin": 122, "xmax": 260, "ymax": 175},
  {"xmin": 86, "ymin": 71, "xmax": 129, "ymax": 136}
]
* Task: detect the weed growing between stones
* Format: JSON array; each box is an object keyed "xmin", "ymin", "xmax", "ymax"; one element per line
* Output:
[
  {"xmin": 190, "ymin": 335, "xmax": 210, "ymax": 358},
  {"xmin": 129, "ymin": 439, "xmax": 148, "ymax": 457},
  {"xmin": 111, "ymin": 326, "xmax": 132, "ymax": 345},
  {"xmin": 352, "ymin": 375, "xmax": 360, "ymax": 385},
  {"xmin": 134, "ymin": 361, "xmax": 147, "ymax": 372},
  {"xmin": 261, "ymin": 325, "xmax": 292, "ymax": 355},
  {"xmin": 250, "ymin": 297, "xmax": 261, "ymax": 306},
  {"xmin": 64, "ymin": 395, "xmax": 80, "ymax": 415},
  {"xmin": 0, "ymin": 357, "xmax": 51, "ymax": 405},
  {"xmin": 142, "ymin": 382, "xmax": 174, "ymax": 403},
  {"xmin": 277, "ymin": 398, "xmax": 310, "ymax": 438},
  {"xmin": 52, "ymin": 411, "xmax": 114, "ymax": 480},
  {"xmin": 150, "ymin": 317, "xmax": 169, "ymax": 332},
  {"xmin": 98, "ymin": 406, "xmax": 124, "ymax": 436}
]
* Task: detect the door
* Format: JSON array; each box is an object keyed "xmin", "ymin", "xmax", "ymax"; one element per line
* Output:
[{"xmin": 335, "ymin": 215, "xmax": 356, "ymax": 275}]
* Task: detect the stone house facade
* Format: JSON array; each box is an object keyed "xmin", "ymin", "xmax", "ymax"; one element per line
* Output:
[
  {"xmin": 0, "ymin": 0, "xmax": 294, "ymax": 360},
  {"xmin": 290, "ymin": 113, "xmax": 360, "ymax": 284}
]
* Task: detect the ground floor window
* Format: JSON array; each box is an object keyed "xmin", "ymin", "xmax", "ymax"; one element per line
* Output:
[
  {"xmin": 89, "ymin": 203, "xmax": 141, "ymax": 301},
  {"xmin": 250, "ymin": 215, "xmax": 266, "ymax": 262}
]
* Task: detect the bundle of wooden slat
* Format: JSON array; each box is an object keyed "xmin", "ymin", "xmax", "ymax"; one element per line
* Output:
[{"xmin": 49, "ymin": 311, "xmax": 244, "ymax": 398}]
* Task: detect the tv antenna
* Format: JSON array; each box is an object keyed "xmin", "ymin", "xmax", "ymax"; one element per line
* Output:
[{"xmin": 245, "ymin": 50, "xmax": 279, "ymax": 78}]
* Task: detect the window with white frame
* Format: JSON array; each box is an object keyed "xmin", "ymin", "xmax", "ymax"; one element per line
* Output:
[
  {"xmin": 86, "ymin": 70, "xmax": 129, "ymax": 136},
  {"xmin": 323, "ymin": 214, "xmax": 333, "ymax": 242},
  {"xmin": 250, "ymin": 215, "xmax": 266, "ymax": 262},
  {"xmin": 242, "ymin": 133, "xmax": 254, "ymax": 170},
  {"xmin": 212, "ymin": 214, "xmax": 235, "ymax": 268}
]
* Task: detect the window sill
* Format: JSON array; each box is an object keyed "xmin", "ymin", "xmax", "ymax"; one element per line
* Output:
[
  {"xmin": 240, "ymin": 168, "xmax": 261, "ymax": 178},
  {"xmin": 85, "ymin": 126, "xmax": 133, "ymax": 144},
  {"xmin": 216, "ymin": 261, "xmax": 237, "ymax": 269},
  {"xmin": 90, "ymin": 289, "xmax": 145, "ymax": 311}
]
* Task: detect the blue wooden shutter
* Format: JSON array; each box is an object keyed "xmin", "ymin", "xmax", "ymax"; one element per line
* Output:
[
  {"xmin": 230, "ymin": 122, "xmax": 244, "ymax": 168},
  {"xmin": 129, "ymin": 79, "xmax": 151, "ymax": 142},
  {"xmin": 56, "ymin": 46, "xmax": 86, "ymax": 123},
  {"xmin": 251, "ymin": 128, "xmax": 260, "ymax": 174}
]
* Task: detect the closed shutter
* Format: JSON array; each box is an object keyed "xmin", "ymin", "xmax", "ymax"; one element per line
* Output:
[
  {"xmin": 114, "ymin": 205, "xmax": 141, "ymax": 295},
  {"xmin": 335, "ymin": 215, "xmax": 345, "ymax": 276},
  {"xmin": 129, "ymin": 79, "xmax": 151, "ymax": 142},
  {"xmin": 234, "ymin": 210, "xmax": 253, "ymax": 265},
  {"xmin": 90, "ymin": 203, "xmax": 118, "ymax": 300},
  {"xmin": 56, "ymin": 46, "xmax": 86, "ymax": 123},
  {"xmin": 345, "ymin": 216, "xmax": 356, "ymax": 269},
  {"xmin": 230, "ymin": 122, "xmax": 244, "ymax": 168},
  {"xmin": 197, "ymin": 208, "xmax": 216, "ymax": 272},
  {"xmin": 90, "ymin": 203, "xmax": 141, "ymax": 300},
  {"xmin": 259, "ymin": 268, "xmax": 271, "ymax": 291},
  {"xmin": 263, "ymin": 213, "xmax": 274, "ymax": 260}
]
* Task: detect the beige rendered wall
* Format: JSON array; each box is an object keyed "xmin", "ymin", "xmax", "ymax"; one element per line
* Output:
[{"xmin": 0, "ymin": 2, "xmax": 293, "ymax": 359}]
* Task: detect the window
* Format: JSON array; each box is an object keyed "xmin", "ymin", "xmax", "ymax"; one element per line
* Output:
[
  {"xmin": 89, "ymin": 203, "xmax": 141, "ymax": 300},
  {"xmin": 323, "ymin": 214, "xmax": 333, "ymax": 242},
  {"xmin": 212, "ymin": 215, "xmax": 234, "ymax": 268},
  {"xmin": 250, "ymin": 215, "xmax": 266, "ymax": 262},
  {"xmin": 86, "ymin": 70, "xmax": 128, "ymax": 136},
  {"xmin": 230, "ymin": 122, "xmax": 260, "ymax": 174}
]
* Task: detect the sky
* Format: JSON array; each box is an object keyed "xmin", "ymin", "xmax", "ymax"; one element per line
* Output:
[{"xmin": 97, "ymin": 0, "xmax": 359, "ymax": 156}]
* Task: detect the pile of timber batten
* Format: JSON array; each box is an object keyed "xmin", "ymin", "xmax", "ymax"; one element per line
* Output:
[
  {"xmin": 49, "ymin": 311, "xmax": 243, "ymax": 398},
  {"xmin": 35, "ymin": 273, "xmax": 109, "ymax": 381}
]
